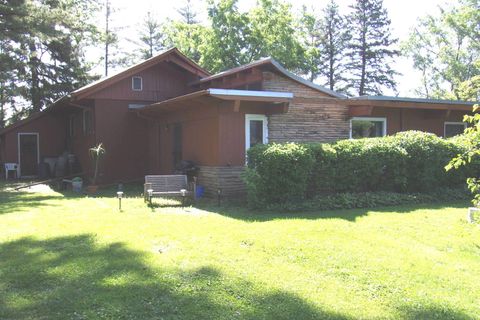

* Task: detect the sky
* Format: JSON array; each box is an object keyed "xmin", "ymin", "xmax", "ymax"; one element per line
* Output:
[{"xmin": 100, "ymin": 0, "xmax": 450, "ymax": 97}]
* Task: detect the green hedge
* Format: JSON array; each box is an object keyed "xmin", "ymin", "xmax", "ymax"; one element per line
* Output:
[
  {"xmin": 245, "ymin": 143, "xmax": 314, "ymax": 206},
  {"xmin": 245, "ymin": 131, "xmax": 476, "ymax": 208}
]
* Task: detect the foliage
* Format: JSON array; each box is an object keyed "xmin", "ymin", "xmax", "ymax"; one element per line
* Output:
[
  {"xmin": 447, "ymin": 105, "xmax": 480, "ymax": 205},
  {"xmin": 330, "ymin": 137, "xmax": 408, "ymax": 193},
  {"xmin": 136, "ymin": 12, "xmax": 165, "ymax": 59},
  {"xmin": 402, "ymin": 0, "xmax": 480, "ymax": 99},
  {"xmin": 300, "ymin": 0, "xmax": 350, "ymax": 91},
  {"xmin": 263, "ymin": 188, "xmax": 469, "ymax": 212},
  {"xmin": 0, "ymin": 0, "xmax": 101, "ymax": 120},
  {"xmin": 245, "ymin": 132, "xmax": 473, "ymax": 207},
  {"xmin": 89, "ymin": 143, "xmax": 106, "ymax": 185},
  {"xmin": 244, "ymin": 143, "xmax": 314, "ymax": 206},
  {"xmin": 345, "ymin": 0, "xmax": 399, "ymax": 96}
]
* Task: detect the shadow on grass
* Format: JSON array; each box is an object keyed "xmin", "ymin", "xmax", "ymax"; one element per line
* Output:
[
  {"xmin": 0, "ymin": 185, "xmax": 63, "ymax": 215},
  {"xmin": 0, "ymin": 235, "xmax": 474, "ymax": 319},
  {"xmin": 0, "ymin": 235, "xmax": 350, "ymax": 320},
  {"xmin": 196, "ymin": 201, "xmax": 469, "ymax": 222}
]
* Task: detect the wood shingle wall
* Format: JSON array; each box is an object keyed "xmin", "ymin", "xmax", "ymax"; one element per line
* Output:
[{"xmin": 262, "ymin": 72, "xmax": 349, "ymax": 143}]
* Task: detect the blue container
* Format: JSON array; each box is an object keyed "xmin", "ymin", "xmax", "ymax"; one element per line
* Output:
[{"xmin": 196, "ymin": 185, "xmax": 205, "ymax": 198}]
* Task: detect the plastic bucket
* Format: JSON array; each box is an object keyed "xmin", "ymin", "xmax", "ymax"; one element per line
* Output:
[
  {"xmin": 72, "ymin": 179, "xmax": 83, "ymax": 192},
  {"xmin": 196, "ymin": 185, "xmax": 205, "ymax": 198}
]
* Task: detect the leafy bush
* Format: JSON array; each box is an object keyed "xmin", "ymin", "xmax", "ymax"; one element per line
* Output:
[
  {"xmin": 328, "ymin": 138, "xmax": 408, "ymax": 193},
  {"xmin": 262, "ymin": 188, "xmax": 469, "ymax": 212},
  {"xmin": 244, "ymin": 143, "xmax": 314, "ymax": 206},
  {"xmin": 391, "ymin": 131, "xmax": 464, "ymax": 191},
  {"xmin": 243, "ymin": 131, "xmax": 472, "ymax": 208}
]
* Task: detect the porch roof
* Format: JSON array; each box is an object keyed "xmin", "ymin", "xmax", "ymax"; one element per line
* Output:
[{"xmin": 137, "ymin": 88, "xmax": 293, "ymax": 116}]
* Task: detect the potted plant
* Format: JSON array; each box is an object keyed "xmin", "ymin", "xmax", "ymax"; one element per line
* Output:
[{"xmin": 86, "ymin": 143, "xmax": 105, "ymax": 194}]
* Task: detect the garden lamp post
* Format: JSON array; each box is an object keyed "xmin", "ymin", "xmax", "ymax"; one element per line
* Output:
[
  {"xmin": 117, "ymin": 191, "xmax": 123, "ymax": 211},
  {"xmin": 147, "ymin": 189, "xmax": 153, "ymax": 205}
]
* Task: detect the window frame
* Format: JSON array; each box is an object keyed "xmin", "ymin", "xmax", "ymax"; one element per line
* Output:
[
  {"xmin": 444, "ymin": 121, "xmax": 466, "ymax": 138},
  {"xmin": 132, "ymin": 76, "xmax": 143, "ymax": 91},
  {"xmin": 245, "ymin": 114, "xmax": 268, "ymax": 153},
  {"xmin": 349, "ymin": 117, "xmax": 387, "ymax": 139}
]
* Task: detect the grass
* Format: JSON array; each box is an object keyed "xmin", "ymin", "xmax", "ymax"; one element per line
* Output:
[{"xmin": 0, "ymin": 182, "xmax": 479, "ymax": 319}]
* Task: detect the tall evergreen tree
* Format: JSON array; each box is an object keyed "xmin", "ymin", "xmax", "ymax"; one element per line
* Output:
[
  {"xmin": 0, "ymin": 0, "xmax": 101, "ymax": 118},
  {"xmin": 346, "ymin": 0, "xmax": 399, "ymax": 96},
  {"xmin": 318, "ymin": 0, "xmax": 350, "ymax": 92},
  {"xmin": 138, "ymin": 12, "xmax": 165, "ymax": 59},
  {"xmin": 177, "ymin": 0, "xmax": 199, "ymax": 24}
]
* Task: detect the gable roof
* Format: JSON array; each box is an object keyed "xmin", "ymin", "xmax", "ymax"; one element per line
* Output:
[
  {"xmin": 0, "ymin": 48, "xmax": 210, "ymax": 135},
  {"xmin": 71, "ymin": 47, "xmax": 210, "ymax": 100},
  {"xmin": 194, "ymin": 57, "xmax": 346, "ymax": 99}
]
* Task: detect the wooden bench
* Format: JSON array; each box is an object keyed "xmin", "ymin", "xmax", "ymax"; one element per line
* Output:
[{"xmin": 144, "ymin": 175, "xmax": 196, "ymax": 205}]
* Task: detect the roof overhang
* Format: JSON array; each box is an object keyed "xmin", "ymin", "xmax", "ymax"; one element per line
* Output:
[
  {"xmin": 191, "ymin": 58, "xmax": 346, "ymax": 99},
  {"xmin": 348, "ymin": 96, "xmax": 477, "ymax": 116},
  {"xmin": 137, "ymin": 88, "xmax": 293, "ymax": 117}
]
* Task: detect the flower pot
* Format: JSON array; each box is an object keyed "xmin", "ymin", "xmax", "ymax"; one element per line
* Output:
[{"xmin": 86, "ymin": 185, "xmax": 98, "ymax": 194}]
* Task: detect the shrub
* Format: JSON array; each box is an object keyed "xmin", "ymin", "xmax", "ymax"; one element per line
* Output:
[
  {"xmin": 244, "ymin": 143, "xmax": 314, "ymax": 206},
  {"xmin": 307, "ymin": 143, "xmax": 337, "ymax": 195},
  {"xmin": 328, "ymin": 138, "xmax": 408, "ymax": 193},
  {"xmin": 244, "ymin": 131, "xmax": 471, "ymax": 208},
  {"xmin": 391, "ymin": 131, "xmax": 463, "ymax": 191}
]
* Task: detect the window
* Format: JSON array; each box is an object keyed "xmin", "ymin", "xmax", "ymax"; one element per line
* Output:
[
  {"xmin": 245, "ymin": 114, "xmax": 268, "ymax": 152},
  {"xmin": 132, "ymin": 76, "xmax": 143, "ymax": 91},
  {"xmin": 350, "ymin": 117, "xmax": 387, "ymax": 139},
  {"xmin": 83, "ymin": 109, "xmax": 94, "ymax": 135},
  {"xmin": 444, "ymin": 122, "xmax": 466, "ymax": 138}
]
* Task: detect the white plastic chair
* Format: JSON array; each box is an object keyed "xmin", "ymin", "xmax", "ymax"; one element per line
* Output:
[{"xmin": 4, "ymin": 163, "xmax": 18, "ymax": 180}]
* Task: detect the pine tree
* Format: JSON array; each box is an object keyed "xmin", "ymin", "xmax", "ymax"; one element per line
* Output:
[
  {"xmin": 346, "ymin": 0, "xmax": 399, "ymax": 96},
  {"xmin": 0, "ymin": 0, "xmax": 101, "ymax": 117},
  {"xmin": 177, "ymin": 0, "xmax": 199, "ymax": 24},
  {"xmin": 318, "ymin": 0, "xmax": 350, "ymax": 92},
  {"xmin": 138, "ymin": 12, "xmax": 165, "ymax": 59}
]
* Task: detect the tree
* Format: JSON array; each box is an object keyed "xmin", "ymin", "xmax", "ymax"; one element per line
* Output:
[
  {"xmin": 346, "ymin": 0, "xmax": 399, "ymax": 96},
  {"xmin": 137, "ymin": 12, "xmax": 165, "ymax": 59},
  {"xmin": 200, "ymin": 0, "xmax": 251, "ymax": 72},
  {"xmin": 0, "ymin": 0, "xmax": 101, "ymax": 117},
  {"xmin": 403, "ymin": 0, "xmax": 480, "ymax": 99},
  {"xmin": 200, "ymin": 0, "xmax": 304, "ymax": 73},
  {"xmin": 177, "ymin": 0, "xmax": 199, "ymax": 24},
  {"xmin": 301, "ymin": 1, "xmax": 350, "ymax": 90},
  {"xmin": 163, "ymin": 1, "xmax": 205, "ymax": 63}
]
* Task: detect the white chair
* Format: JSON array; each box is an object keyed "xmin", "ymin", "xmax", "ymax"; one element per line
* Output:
[{"xmin": 4, "ymin": 163, "xmax": 18, "ymax": 180}]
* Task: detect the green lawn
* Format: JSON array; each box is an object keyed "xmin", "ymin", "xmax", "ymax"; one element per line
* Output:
[{"xmin": 0, "ymin": 182, "xmax": 479, "ymax": 320}]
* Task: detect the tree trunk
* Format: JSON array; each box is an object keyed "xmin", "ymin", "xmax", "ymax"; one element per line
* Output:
[{"xmin": 28, "ymin": 41, "xmax": 41, "ymax": 112}]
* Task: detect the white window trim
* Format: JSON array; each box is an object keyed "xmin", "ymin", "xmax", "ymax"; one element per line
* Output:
[
  {"xmin": 132, "ymin": 76, "xmax": 143, "ymax": 91},
  {"xmin": 444, "ymin": 121, "xmax": 467, "ymax": 137},
  {"xmin": 245, "ymin": 114, "xmax": 268, "ymax": 153},
  {"xmin": 17, "ymin": 132, "xmax": 40, "ymax": 178},
  {"xmin": 349, "ymin": 117, "xmax": 387, "ymax": 139}
]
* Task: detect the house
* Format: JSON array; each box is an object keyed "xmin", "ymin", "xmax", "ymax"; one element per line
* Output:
[{"xmin": 0, "ymin": 48, "xmax": 475, "ymax": 196}]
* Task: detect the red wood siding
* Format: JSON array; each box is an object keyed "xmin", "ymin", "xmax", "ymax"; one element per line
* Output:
[
  {"xmin": 94, "ymin": 99, "xmax": 149, "ymax": 183},
  {"xmin": 90, "ymin": 62, "xmax": 194, "ymax": 102},
  {"xmin": 369, "ymin": 107, "xmax": 466, "ymax": 137},
  {"xmin": 146, "ymin": 104, "xmax": 220, "ymax": 174},
  {"xmin": 1, "ymin": 112, "xmax": 66, "ymax": 164}
]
